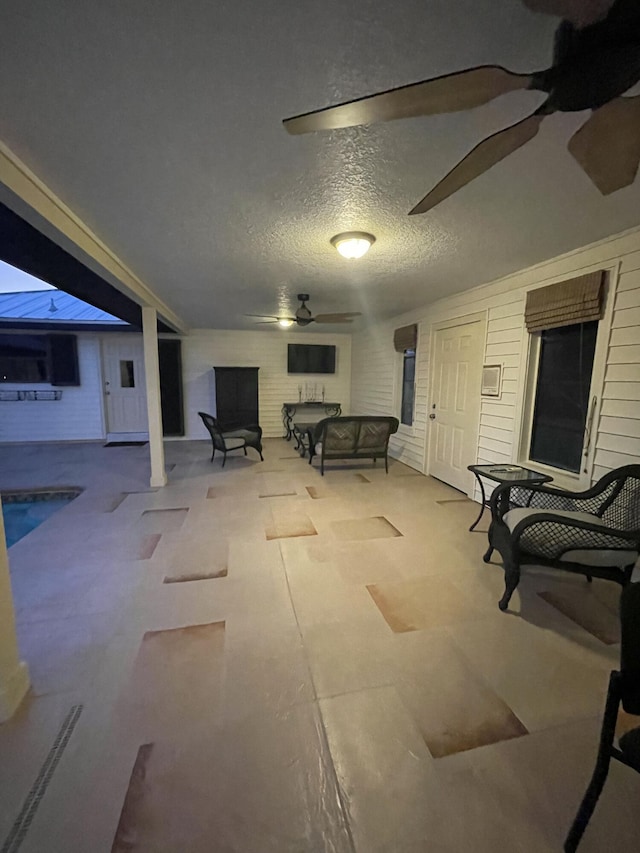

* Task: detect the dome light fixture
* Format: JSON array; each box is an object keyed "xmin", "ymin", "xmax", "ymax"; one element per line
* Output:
[
  {"xmin": 278, "ymin": 317, "xmax": 294, "ymax": 328},
  {"xmin": 330, "ymin": 231, "xmax": 375, "ymax": 259}
]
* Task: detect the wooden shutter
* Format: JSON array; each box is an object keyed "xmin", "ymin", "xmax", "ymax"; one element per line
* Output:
[
  {"xmin": 525, "ymin": 271, "xmax": 604, "ymax": 333},
  {"xmin": 393, "ymin": 324, "xmax": 418, "ymax": 353}
]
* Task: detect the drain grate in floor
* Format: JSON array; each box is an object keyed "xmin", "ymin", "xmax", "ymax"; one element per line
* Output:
[{"xmin": 1, "ymin": 704, "xmax": 83, "ymax": 853}]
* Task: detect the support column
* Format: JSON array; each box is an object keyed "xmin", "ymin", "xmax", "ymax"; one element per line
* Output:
[
  {"xmin": 142, "ymin": 306, "xmax": 167, "ymax": 488},
  {"xmin": 0, "ymin": 500, "xmax": 30, "ymax": 722}
]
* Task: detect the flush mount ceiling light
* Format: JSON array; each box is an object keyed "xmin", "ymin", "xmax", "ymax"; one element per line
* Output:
[
  {"xmin": 330, "ymin": 231, "xmax": 375, "ymax": 259},
  {"xmin": 278, "ymin": 318, "xmax": 294, "ymax": 328}
]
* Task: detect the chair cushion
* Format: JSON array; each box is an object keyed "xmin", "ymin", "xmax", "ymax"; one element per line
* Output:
[
  {"xmin": 503, "ymin": 508, "xmax": 638, "ymax": 568},
  {"xmin": 560, "ymin": 548, "xmax": 638, "ymax": 567},
  {"xmin": 223, "ymin": 437, "xmax": 246, "ymax": 450},
  {"xmin": 223, "ymin": 428, "xmax": 257, "ymax": 440}
]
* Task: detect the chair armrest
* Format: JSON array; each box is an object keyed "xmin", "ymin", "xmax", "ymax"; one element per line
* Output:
[
  {"xmin": 489, "ymin": 483, "xmax": 538, "ymax": 520},
  {"xmin": 242, "ymin": 423, "xmax": 262, "ymax": 437}
]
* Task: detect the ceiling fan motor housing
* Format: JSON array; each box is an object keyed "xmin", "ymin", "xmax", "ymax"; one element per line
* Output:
[{"xmin": 295, "ymin": 293, "xmax": 313, "ymax": 323}]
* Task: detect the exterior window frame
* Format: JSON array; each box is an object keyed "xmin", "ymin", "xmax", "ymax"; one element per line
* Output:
[
  {"xmin": 516, "ymin": 266, "xmax": 616, "ymax": 490},
  {"xmin": 400, "ymin": 347, "xmax": 416, "ymax": 427}
]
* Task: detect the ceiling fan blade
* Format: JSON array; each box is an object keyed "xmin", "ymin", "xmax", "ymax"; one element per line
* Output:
[
  {"xmin": 284, "ymin": 66, "xmax": 533, "ymax": 135},
  {"xmin": 410, "ymin": 113, "xmax": 545, "ymax": 215},
  {"xmin": 522, "ymin": 0, "xmax": 614, "ymax": 27},
  {"xmin": 245, "ymin": 313, "xmax": 299, "ymax": 323},
  {"xmin": 314, "ymin": 314, "xmax": 360, "ymax": 323},
  {"xmin": 244, "ymin": 313, "xmax": 279, "ymax": 319},
  {"xmin": 568, "ymin": 96, "xmax": 640, "ymax": 195}
]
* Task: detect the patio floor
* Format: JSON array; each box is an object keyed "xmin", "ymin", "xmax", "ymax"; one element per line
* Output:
[{"xmin": 0, "ymin": 439, "xmax": 638, "ymax": 852}]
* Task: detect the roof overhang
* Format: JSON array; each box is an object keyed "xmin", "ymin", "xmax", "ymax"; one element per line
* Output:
[{"xmin": 0, "ymin": 200, "xmax": 175, "ymax": 333}]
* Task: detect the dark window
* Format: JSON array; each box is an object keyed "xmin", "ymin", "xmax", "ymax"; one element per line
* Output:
[
  {"xmin": 0, "ymin": 333, "xmax": 80, "ymax": 385},
  {"xmin": 119, "ymin": 360, "xmax": 135, "ymax": 388},
  {"xmin": 0, "ymin": 334, "xmax": 49, "ymax": 382},
  {"xmin": 529, "ymin": 321, "xmax": 598, "ymax": 473},
  {"xmin": 401, "ymin": 348, "xmax": 416, "ymax": 426}
]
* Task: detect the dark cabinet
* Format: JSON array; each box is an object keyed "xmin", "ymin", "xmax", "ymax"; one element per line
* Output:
[{"xmin": 214, "ymin": 367, "xmax": 259, "ymax": 430}]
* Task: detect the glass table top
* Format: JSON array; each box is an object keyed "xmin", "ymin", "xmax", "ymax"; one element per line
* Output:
[{"xmin": 468, "ymin": 464, "xmax": 553, "ymax": 483}]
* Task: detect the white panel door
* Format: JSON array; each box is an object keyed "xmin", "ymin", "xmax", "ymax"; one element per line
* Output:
[
  {"xmin": 428, "ymin": 321, "xmax": 484, "ymax": 492},
  {"xmin": 102, "ymin": 337, "xmax": 148, "ymax": 434}
]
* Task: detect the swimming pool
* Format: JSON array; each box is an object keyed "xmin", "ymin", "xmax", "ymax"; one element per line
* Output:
[{"xmin": 1, "ymin": 489, "xmax": 82, "ymax": 547}]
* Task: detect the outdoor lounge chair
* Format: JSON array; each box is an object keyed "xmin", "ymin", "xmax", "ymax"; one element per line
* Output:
[
  {"xmin": 564, "ymin": 582, "xmax": 640, "ymax": 851},
  {"xmin": 484, "ymin": 465, "xmax": 640, "ymax": 612},
  {"xmin": 198, "ymin": 411, "xmax": 263, "ymax": 466}
]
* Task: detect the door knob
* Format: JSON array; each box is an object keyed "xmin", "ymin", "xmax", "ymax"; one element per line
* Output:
[{"xmin": 429, "ymin": 413, "xmax": 436, "ymax": 420}]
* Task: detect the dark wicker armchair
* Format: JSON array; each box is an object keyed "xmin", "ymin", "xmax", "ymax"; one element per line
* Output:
[
  {"xmin": 565, "ymin": 582, "xmax": 640, "ymax": 851},
  {"xmin": 484, "ymin": 465, "xmax": 640, "ymax": 612},
  {"xmin": 198, "ymin": 412, "xmax": 263, "ymax": 466}
]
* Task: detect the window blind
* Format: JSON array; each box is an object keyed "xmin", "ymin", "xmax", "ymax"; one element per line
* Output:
[
  {"xmin": 393, "ymin": 324, "xmax": 417, "ymax": 353},
  {"xmin": 524, "ymin": 271, "xmax": 604, "ymax": 333}
]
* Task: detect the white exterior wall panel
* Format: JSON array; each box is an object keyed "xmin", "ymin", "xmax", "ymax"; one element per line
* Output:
[
  {"xmin": 0, "ymin": 335, "xmax": 104, "ymax": 443},
  {"xmin": 180, "ymin": 330, "xmax": 352, "ymax": 440},
  {"xmin": 351, "ymin": 228, "xmax": 640, "ymax": 497}
]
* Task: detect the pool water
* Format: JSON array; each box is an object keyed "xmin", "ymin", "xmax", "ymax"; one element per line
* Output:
[{"xmin": 2, "ymin": 493, "xmax": 80, "ymax": 547}]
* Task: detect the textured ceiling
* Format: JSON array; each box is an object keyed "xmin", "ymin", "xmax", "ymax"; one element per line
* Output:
[{"xmin": 1, "ymin": 0, "xmax": 639, "ymax": 330}]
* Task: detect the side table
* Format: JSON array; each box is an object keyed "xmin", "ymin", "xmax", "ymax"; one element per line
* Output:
[
  {"xmin": 282, "ymin": 401, "xmax": 341, "ymax": 440},
  {"xmin": 467, "ymin": 464, "xmax": 553, "ymax": 534}
]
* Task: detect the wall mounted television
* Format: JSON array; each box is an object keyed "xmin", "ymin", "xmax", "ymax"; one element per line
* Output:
[{"xmin": 287, "ymin": 343, "xmax": 336, "ymax": 374}]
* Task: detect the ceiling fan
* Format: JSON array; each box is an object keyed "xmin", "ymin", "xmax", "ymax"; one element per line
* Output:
[
  {"xmin": 246, "ymin": 293, "xmax": 361, "ymax": 327},
  {"xmin": 283, "ymin": 0, "xmax": 640, "ymax": 214}
]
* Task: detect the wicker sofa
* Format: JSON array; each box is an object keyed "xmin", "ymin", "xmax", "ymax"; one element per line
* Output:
[{"xmin": 307, "ymin": 416, "xmax": 399, "ymax": 475}]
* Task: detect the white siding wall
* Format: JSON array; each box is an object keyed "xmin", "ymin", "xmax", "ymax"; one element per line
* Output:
[
  {"xmin": 0, "ymin": 329, "xmax": 351, "ymax": 444},
  {"xmin": 593, "ymin": 253, "xmax": 640, "ymax": 481},
  {"xmin": 477, "ymin": 299, "xmax": 524, "ymax": 467},
  {"xmin": 351, "ymin": 227, "xmax": 640, "ymax": 491},
  {"xmin": 0, "ymin": 335, "xmax": 105, "ymax": 442},
  {"xmin": 350, "ymin": 322, "xmax": 428, "ymax": 469},
  {"xmin": 180, "ymin": 330, "xmax": 352, "ymax": 440}
]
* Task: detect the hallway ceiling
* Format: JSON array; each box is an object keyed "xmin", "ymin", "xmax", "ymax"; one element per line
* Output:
[{"xmin": 1, "ymin": 0, "xmax": 639, "ymax": 330}]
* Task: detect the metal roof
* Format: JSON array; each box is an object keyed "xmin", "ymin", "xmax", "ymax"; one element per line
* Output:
[{"xmin": 0, "ymin": 289, "xmax": 128, "ymax": 324}]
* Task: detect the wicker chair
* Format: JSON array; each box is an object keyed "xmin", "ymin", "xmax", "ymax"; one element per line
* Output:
[
  {"xmin": 198, "ymin": 411, "xmax": 263, "ymax": 466},
  {"xmin": 484, "ymin": 465, "xmax": 640, "ymax": 612},
  {"xmin": 564, "ymin": 582, "xmax": 640, "ymax": 851}
]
